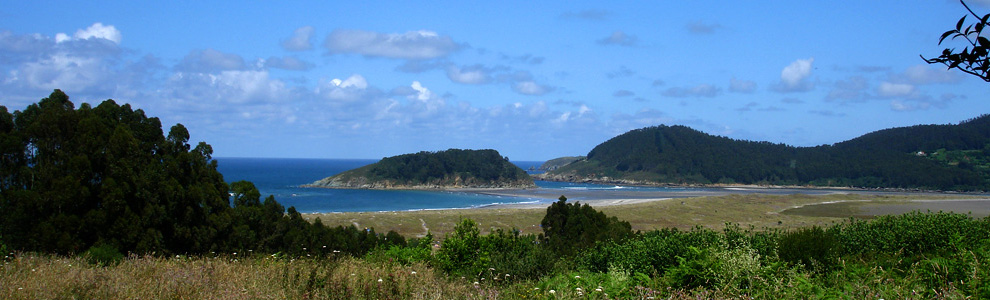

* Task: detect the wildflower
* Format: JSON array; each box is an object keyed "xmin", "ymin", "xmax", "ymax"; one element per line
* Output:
[
  {"xmin": 489, "ymin": 267, "xmax": 495, "ymax": 271},
  {"xmin": 574, "ymin": 275, "xmax": 580, "ymax": 279},
  {"xmin": 595, "ymin": 288, "xmax": 603, "ymax": 292},
  {"xmin": 473, "ymin": 281, "xmax": 480, "ymax": 285},
  {"xmin": 378, "ymin": 278, "xmax": 383, "ymax": 283},
  {"xmin": 534, "ymin": 287, "xmax": 540, "ymax": 290},
  {"xmin": 549, "ymin": 290, "xmax": 556, "ymax": 294},
  {"xmin": 233, "ymin": 252, "xmax": 237, "ymax": 255},
  {"xmin": 411, "ymin": 271, "xmax": 417, "ymax": 275}
]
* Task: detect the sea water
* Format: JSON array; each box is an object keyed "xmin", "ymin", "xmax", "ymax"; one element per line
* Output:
[{"xmin": 215, "ymin": 157, "xmax": 548, "ymax": 213}]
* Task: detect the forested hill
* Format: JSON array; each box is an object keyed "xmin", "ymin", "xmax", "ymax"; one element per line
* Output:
[
  {"xmin": 308, "ymin": 149, "xmax": 536, "ymax": 189},
  {"xmin": 539, "ymin": 115, "xmax": 990, "ymax": 191}
]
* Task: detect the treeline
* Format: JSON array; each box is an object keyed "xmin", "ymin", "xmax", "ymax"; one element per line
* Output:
[
  {"xmin": 0, "ymin": 90, "xmax": 403, "ymax": 256},
  {"xmin": 552, "ymin": 120, "xmax": 990, "ymax": 190},
  {"xmin": 364, "ymin": 149, "xmax": 531, "ymax": 185}
]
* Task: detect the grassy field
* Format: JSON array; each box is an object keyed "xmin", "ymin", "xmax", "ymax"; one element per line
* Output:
[{"xmin": 303, "ymin": 193, "xmax": 984, "ymax": 237}]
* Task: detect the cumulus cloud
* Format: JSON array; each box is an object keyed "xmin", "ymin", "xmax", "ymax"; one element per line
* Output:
[
  {"xmin": 597, "ymin": 30, "xmax": 637, "ymax": 46},
  {"xmin": 57, "ymin": 23, "xmax": 122, "ymax": 44},
  {"xmin": 877, "ymin": 82, "xmax": 917, "ymax": 98},
  {"xmin": 323, "ymin": 29, "xmax": 461, "ymax": 60},
  {"xmin": 772, "ymin": 58, "xmax": 815, "ymax": 92},
  {"xmin": 513, "ymin": 81, "xmax": 553, "ymax": 95},
  {"xmin": 446, "ymin": 65, "xmax": 492, "ymax": 84},
  {"xmin": 0, "ymin": 25, "xmax": 135, "ymax": 101},
  {"xmin": 890, "ymin": 64, "xmax": 959, "ymax": 85},
  {"xmin": 281, "ymin": 26, "xmax": 314, "ymax": 51},
  {"xmin": 728, "ymin": 78, "xmax": 756, "ymax": 93},
  {"xmin": 176, "ymin": 48, "xmax": 246, "ymax": 73},
  {"xmin": 262, "ymin": 56, "xmax": 313, "ymax": 71},
  {"xmin": 410, "ymin": 81, "xmax": 432, "ymax": 101},
  {"xmin": 662, "ymin": 84, "xmax": 721, "ymax": 98},
  {"xmin": 315, "ymin": 74, "xmax": 372, "ymax": 101}
]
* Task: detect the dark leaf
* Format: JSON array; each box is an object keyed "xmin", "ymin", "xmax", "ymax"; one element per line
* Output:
[
  {"xmin": 958, "ymin": 15, "xmax": 967, "ymax": 31},
  {"xmin": 977, "ymin": 22, "xmax": 984, "ymax": 33},
  {"xmin": 982, "ymin": 13, "xmax": 990, "ymax": 25},
  {"xmin": 940, "ymin": 30, "xmax": 955, "ymax": 44},
  {"xmin": 979, "ymin": 36, "xmax": 990, "ymax": 48}
]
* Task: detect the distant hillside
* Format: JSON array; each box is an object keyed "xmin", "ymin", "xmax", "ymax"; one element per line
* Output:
[
  {"xmin": 539, "ymin": 156, "xmax": 585, "ymax": 171},
  {"xmin": 538, "ymin": 115, "xmax": 990, "ymax": 191},
  {"xmin": 308, "ymin": 149, "xmax": 536, "ymax": 189}
]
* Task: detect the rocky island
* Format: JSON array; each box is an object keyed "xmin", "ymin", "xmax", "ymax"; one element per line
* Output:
[{"xmin": 306, "ymin": 149, "xmax": 536, "ymax": 189}]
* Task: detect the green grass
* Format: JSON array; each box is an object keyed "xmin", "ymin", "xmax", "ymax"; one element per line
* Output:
[{"xmin": 304, "ymin": 193, "xmax": 977, "ymax": 237}]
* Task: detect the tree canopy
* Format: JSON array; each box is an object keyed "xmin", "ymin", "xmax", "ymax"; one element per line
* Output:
[{"xmin": 0, "ymin": 90, "xmax": 404, "ymax": 256}]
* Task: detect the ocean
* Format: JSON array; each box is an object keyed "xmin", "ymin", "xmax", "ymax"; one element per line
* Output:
[
  {"xmin": 216, "ymin": 157, "xmax": 555, "ymax": 213},
  {"xmin": 214, "ymin": 157, "xmax": 846, "ymax": 213}
]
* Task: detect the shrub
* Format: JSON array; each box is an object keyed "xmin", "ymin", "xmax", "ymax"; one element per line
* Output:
[
  {"xmin": 84, "ymin": 243, "xmax": 124, "ymax": 266},
  {"xmin": 777, "ymin": 226, "xmax": 839, "ymax": 273}
]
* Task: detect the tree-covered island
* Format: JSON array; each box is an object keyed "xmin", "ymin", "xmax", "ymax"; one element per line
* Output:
[{"xmin": 306, "ymin": 149, "xmax": 536, "ymax": 189}]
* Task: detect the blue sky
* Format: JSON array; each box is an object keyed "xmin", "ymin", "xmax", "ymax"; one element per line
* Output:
[{"xmin": 1, "ymin": 1, "xmax": 988, "ymax": 161}]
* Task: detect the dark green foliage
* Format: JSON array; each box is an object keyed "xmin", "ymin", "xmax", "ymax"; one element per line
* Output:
[
  {"xmin": 365, "ymin": 149, "xmax": 531, "ymax": 186},
  {"xmin": 833, "ymin": 211, "xmax": 989, "ymax": 256},
  {"xmin": 777, "ymin": 226, "xmax": 839, "ymax": 273},
  {"xmin": 83, "ymin": 243, "xmax": 124, "ymax": 266},
  {"xmin": 540, "ymin": 196, "xmax": 634, "ymax": 256},
  {"xmin": 550, "ymin": 119, "xmax": 990, "ymax": 190},
  {"xmin": 0, "ymin": 90, "xmax": 405, "ymax": 257}
]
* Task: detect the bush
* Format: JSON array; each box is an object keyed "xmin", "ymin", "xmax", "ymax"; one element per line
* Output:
[
  {"xmin": 84, "ymin": 243, "xmax": 124, "ymax": 266},
  {"xmin": 777, "ymin": 226, "xmax": 839, "ymax": 273}
]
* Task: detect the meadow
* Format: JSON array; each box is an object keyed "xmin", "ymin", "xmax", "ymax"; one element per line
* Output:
[{"xmin": 5, "ymin": 193, "xmax": 989, "ymax": 299}]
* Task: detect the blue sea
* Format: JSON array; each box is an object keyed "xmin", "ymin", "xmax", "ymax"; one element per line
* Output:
[{"xmin": 215, "ymin": 157, "xmax": 568, "ymax": 213}]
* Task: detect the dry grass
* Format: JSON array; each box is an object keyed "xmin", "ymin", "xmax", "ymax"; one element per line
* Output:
[
  {"xmin": 1, "ymin": 254, "xmax": 494, "ymax": 300},
  {"xmin": 304, "ymin": 193, "xmax": 981, "ymax": 237}
]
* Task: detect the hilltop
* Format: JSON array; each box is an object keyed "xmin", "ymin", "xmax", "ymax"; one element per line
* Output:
[
  {"xmin": 307, "ymin": 149, "xmax": 536, "ymax": 189},
  {"xmin": 538, "ymin": 115, "xmax": 990, "ymax": 191}
]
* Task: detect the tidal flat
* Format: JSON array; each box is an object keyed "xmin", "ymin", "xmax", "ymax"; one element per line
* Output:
[{"xmin": 304, "ymin": 188, "xmax": 990, "ymax": 237}]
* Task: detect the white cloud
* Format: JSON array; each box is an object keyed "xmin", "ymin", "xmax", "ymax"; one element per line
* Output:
[
  {"xmin": 59, "ymin": 23, "xmax": 122, "ymax": 44},
  {"xmin": 877, "ymin": 82, "xmax": 916, "ymax": 98},
  {"xmin": 772, "ymin": 58, "xmax": 815, "ymax": 92},
  {"xmin": 262, "ymin": 56, "xmax": 313, "ymax": 71},
  {"xmin": 597, "ymin": 30, "xmax": 637, "ymax": 46},
  {"xmin": 410, "ymin": 81, "xmax": 432, "ymax": 101},
  {"xmin": 324, "ymin": 29, "xmax": 461, "ymax": 59},
  {"xmin": 728, "ymin": 78, "xmax": 756, "ymax": 93},
  {"xmin": 281, "ymin": 26, "xmax": 314, "ymax": 51},
  {"xmin": 446, "ymin": 65, "xmax": 491, "ymax": 84},
  {"xmin": 176, "ymin": 49, "xmax": 246, "ymax": 73},
  {"xmin": 781, "ymin": 58, "xmax": 813, "ymax": 86},
  {"xmin": 513, "ymin": 81, "xmax": 553, "ymax": 95},
  {"xmin": 893, "ymin": 64, "xmax": 959, "ymax": 85}
]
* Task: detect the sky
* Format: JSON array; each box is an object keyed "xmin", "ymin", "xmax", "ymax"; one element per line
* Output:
[{"xmin": 1, "ymin": 1, "xmax": 989, "ymax": 161}]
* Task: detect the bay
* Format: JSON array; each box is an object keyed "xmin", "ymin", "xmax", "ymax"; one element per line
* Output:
[{"xmin": 215, "ymin": 157, "xmax": 547, "ymax": 213}]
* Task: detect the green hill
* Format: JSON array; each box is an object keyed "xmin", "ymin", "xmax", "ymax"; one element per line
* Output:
[
  {"xmin": 308, "ymin": 149, "xmax": 536, "ymax": 189},
  {"xmin": 538, "ymin": 115, "xmax": 990, "ymax": 191}
]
